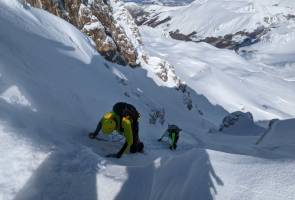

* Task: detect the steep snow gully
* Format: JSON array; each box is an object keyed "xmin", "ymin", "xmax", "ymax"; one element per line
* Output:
[{"xmin": 0, "ymin": 1, "xmax": 295, "ymax": 200}]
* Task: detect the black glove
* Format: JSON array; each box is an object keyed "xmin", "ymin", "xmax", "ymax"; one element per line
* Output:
[
  {"xmin": 106, "ymin": 153, "xmax": 121, "ymax": 159},
  {"xmin": 116, "ymin": 153, "xmax": 122, "ymax": 158},
  {"xmin": 88, "ymin": 132, "xmax": 96, "ymax": 139},
  {"xmin": 157, "ymin": 138, "xmax": 162, "ymax": 142}
]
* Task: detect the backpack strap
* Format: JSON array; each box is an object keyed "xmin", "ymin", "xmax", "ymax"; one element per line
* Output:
[{"xmin": 113, "ymin": 102, "xmax": 140, "ymax": 122}]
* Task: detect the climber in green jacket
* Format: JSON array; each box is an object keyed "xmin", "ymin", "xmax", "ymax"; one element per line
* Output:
[
  {"xmin": 89, "ymin": 102, "xmax": 144, "ymax": 158},
  {"xmin": 158, "ymin": 124, "xmax": 182, "ymax": 150}
]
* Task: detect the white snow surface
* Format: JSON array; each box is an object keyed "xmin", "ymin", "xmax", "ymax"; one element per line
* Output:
[
  {"xmin": 141, "ymin": 26, "xmax": 295, "ymax": 120},
  {"xmin": 0, "ymin": 1, "xmax": 295, "ymax": 200},
  {"xmin": 83, "ymin": 21, "xmax": 104, "ymax": 31},
  {"xmin": 123, "ymin": 0, "xmax": 194, "ymax": 6},
  {"xmin": 260, "ymin": 119, "xmax": 295, "ymax": 156}
]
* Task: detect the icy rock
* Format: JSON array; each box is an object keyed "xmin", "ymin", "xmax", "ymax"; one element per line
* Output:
[{"xmin": 219, "ymin": 111, "xmax": 265, "ymax": 136}]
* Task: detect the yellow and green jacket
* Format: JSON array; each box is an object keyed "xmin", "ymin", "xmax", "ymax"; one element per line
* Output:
[{"xmin": 100, "ymin": 112, "xmax": 134, "ymax": 154}]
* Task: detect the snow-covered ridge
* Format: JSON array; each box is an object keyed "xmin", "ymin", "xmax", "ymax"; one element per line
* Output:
[
  {"xmin": 130, "ymin": 0, "xmax": 295, "ymax": 121},
  {"xmin": 141, "ymin": 26, "xmax": 295, "ymax": 120},
  {"xmin": 128, "ymin": 0, "xmax": 295, "ymax": 50}
]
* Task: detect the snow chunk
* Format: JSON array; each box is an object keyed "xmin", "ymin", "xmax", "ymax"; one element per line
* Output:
[
  {"xmin": 96, "ymin": 165, "xmax": 127, "ymax": 200},
  {"xmin": 0, "ymin": 86, "xmax": 32, "ymax": 108},
  {"xmin": 83, "ymin": 21, "xmax": 104, "ymax": 31}
]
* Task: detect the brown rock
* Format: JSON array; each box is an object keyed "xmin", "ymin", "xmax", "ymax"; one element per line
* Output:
[{"xmin": 25, "ymin": 0, "xmax": 140, "ymax": 66}]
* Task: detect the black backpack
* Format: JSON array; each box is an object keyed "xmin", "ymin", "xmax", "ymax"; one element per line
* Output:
[
  {"xmin": 167, "ymin": 124, "xmax": 182, "ymax": 136},
  {"xmin": 112, "ymin": 102, "xmax": 140, "ymax": 122}
]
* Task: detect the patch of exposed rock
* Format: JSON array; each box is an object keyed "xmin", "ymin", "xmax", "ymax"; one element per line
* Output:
[
  {"xmin": 169, "ymin": 29, "xmax": 197, "ymax": 42},
  {"xmin": 24, "ymin": 0, "xmax": 203, "ymax": 112},
  {"xmin": 145, "ymin": 56, "xmax": 196, "ymax": 111},
  {"xmin": 169, "ymin": 26, "xmax": 270, "ymax": 51},
  {"xmin": 124, "ymin": 3, "xmax": 150, "ymax": 26},
  {"xmin": 219, "ymin": 111, "xmax": 265, "ymax": 136},
  {"xmin": 130, "ymin": 8, "xmax": 270, "ymax": 51},
  {"xmin": 126, "ymin": 4, "xmax": 272, "ymax": 51},
  {"xmin": 125, "ymin": 4, "xmax": 171, "ymax": 27},
  {"xmin": 143, "ymin": 15, "xmax": 171, "ymax": 28},
  {"xmin": 286, "ymin": 14, "xmax": 295, "ymax": 20},
  {"xmin": 25, "ymin": 0, "xmax": 141, "ymax": 66}
]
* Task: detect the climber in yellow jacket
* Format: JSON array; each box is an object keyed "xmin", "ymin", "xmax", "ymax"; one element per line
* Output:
[{"xmin": 89, "ymin": 102, "xmax": 144, "ymax": 158}]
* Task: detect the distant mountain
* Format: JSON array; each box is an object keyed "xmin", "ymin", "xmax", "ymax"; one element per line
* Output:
[
  {"xmin": 127, "ymin": 0, "xmax": 295, "ymax": 50},
  {"xmin": 122, "ymin": 0, "xmax": 195, "ymax": 6},
  {"xmin": 134, "ymin": 0, "xmax": 295, "ymax": 120}
]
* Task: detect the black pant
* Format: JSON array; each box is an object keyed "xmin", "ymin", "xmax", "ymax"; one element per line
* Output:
[
  {"xmin": 117, "ymin": 119, "xmax": 144, "ymax": 156},
  {"xmin": 130, "ymin": 142, "xmax": 144, "ymax": 153},
  {"xmin": 130, "ymin": 120, "xmax": 144, "ymax": 153}
]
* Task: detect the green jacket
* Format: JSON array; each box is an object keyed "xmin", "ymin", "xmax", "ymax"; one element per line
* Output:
[
  {"xmin": 101, "ymin": 112, "xmax": 133, "ymax": 154},
  {"xmin": 159, "ymin": 130, "xmax": 177, "ymax": 146}
]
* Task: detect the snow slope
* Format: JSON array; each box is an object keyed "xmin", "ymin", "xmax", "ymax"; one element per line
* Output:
[
  {"xmin": 143, "ymin": 0, "xmax": 295, "ymax": 37},
  {"xmin": 132, "ymin": 0, "xmax": 295, "ymax": 121},
  {"xmin": 260, "ymin": 119, "xmax": 295, "ymax": 156},
  {"xmin": 240, "ymin": 20, "xmax": 295, "ymax": 81},
  {"xmin": 0, "ymin": 1, "xmax": 214, "ymax": 199},
  {"xmin": 1, "ymin": 1, "xmax": 295, "ymax": 200},
  {"xmin": 141, "ymin": 26, "xmax": 295, "ymax": 120}
]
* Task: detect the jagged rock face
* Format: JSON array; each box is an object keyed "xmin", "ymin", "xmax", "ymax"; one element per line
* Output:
[
  {"xmin": 128, "ymin": 5, "xmax": 270, "ymax": 51},
  {"xmin": 126, "ymin": 4, "xmax": 171, "ymax": 27},
  {"xmin": 25, "ymin": 0, "xmax": 61, "ymax": 16},
  {"xmin": 25, "ymin": 0, "xmax": 139, "ymax": 66},
  {"xmin": 169, "ymin": 27, "xmax": 270, "ymax": 51},
  {"xmin": 126, "ymin": 3, "xmax": 292, "ymax": 52}
]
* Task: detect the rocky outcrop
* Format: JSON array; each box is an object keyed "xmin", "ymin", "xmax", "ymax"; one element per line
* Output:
[
  {"xmin": 25, "ymin": 0, "xmax": 200, "ymax": 111},
  {"xmin": 25, "ymin": 0, "xmax": 141, "ymax": 66},
  {"xmin": 145, "ymin": 56, "xmax": 195, "ymax": 111},
  {"xmin": 126, "ymin": 4, "xmax": 271, "ymax": 51},
  {"xmin": 286, "ymin": 14, "xmax": 295, "ymax": 20},
  {"xmin": 219, "ymin": 111, "xmax": 265, "ymax": 135},
  {"xmin": 169, "ymin": 30, "xmax": 197, "ymax": 42},
  {"xmin": 125, "ymin": 5, "xmax": 171, "ymax": 27},
  {"xmin": 125, "ymin": 4, "xmax": 150, "ymax": 26},
  {"xmin": 169, "ymin": 26, "xmax": 269, "ymax": 51},
  {"xmin": 144, "ymin": 16, "xmax": 171, "ymax": 28}
]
